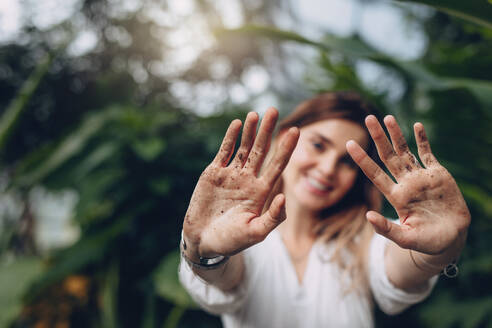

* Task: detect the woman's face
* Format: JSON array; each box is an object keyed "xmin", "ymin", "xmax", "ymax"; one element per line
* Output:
[{"xmin": 282, "ymin": 118, "xmax": 369, "ymax": 213}]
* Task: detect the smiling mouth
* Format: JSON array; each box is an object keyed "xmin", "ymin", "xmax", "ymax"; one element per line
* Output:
[{"xmin": 305, "ymin": 176, "xmax": 333, "ymax": 193}]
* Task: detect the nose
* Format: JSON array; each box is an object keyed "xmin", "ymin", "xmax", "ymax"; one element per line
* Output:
[{"xmin": 317, "ymin": 153, "xmax": 338, "ymax": 179}]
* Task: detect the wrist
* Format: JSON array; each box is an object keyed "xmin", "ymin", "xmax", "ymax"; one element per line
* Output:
[
  {"xmin": 409, "ymin": 250, "xmax": 446, "ymax": 274},
  {"xmin": 181, "ymin": 227, "xmax": 204, "ymax": 261},
  {"xmin": 424, "ymin": 230, "xmax": 467, "ymax": 267},
  {"xmin": 180, "ymin": 231, "xmax": 230, "ymax": 271},
  {"xmin": 409, "ymin": 250, "xmax": 460, "ymax": 278}
]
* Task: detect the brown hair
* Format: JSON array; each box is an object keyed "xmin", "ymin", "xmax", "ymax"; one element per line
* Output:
[{"xmin": 267, "ymin": 91, "xmax": 383, "ymax": 293}]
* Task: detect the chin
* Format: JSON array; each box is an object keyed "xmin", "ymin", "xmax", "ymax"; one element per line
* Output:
[{"xmin": 297, "ymin": 195, "xmax": 339, "ymax": 213}]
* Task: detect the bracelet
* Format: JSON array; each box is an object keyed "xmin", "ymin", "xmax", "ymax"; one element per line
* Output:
[
  {"xmin": 409, "ymin": 250, "xmax": 459, "ymax": 278},
  {"xmin": 180, "ymin": 232, "xmax": 230, "ymax": 271},
  {"xmin": 442, "ymin": 261, "xmax": 459, "ymax": 278}
]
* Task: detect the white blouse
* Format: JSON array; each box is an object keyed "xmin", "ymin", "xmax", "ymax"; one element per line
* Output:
[{"xmin": 179, "ymin": 230, "xmax": 438, "ymax": 328}]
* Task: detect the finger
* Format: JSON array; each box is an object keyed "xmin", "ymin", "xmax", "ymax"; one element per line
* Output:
[
  {"xmin": 212, "ymin": 119, "xmax": 242, "ymax": 167},
  {"xmin": 414, "ymin": 122, "xmax": 438, "ymax": 168},
  {"xmin": 384, "ymin": 115, "xmax": 420, "ymax": 170},
  {"xmin": 346, "ymin": 140, "xmax": 395, "ymax": 196},
  {"xmin": 250, "ymin": 193, "xmax": 286, "ymax": 240},
  {"xmin": 365, "ymin": 115, "xmax": 404, "ymax": 179},
  {"xmin": 366, "ymin": 211, "xmax": 415, "ymax": 249},
  {"xmin": 230, "ymin": 112, "xmax": 259, "ymax": 168},
  {"xmin": 261, "ymin": 127, "xmax": 300, "ymax": 185},
  {"xmin": 245, "ymin": 107, "xmax": 279, "ymax": 174}
]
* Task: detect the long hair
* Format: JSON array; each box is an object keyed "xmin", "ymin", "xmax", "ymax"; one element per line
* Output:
[{"xmin": 266, "ymin": 91, "xmax": 383, "ymax": 293}]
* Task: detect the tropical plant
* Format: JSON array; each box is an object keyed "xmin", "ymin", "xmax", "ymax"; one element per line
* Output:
[{"xmin": 0, "ymin": 0, "xmax": 491, "ymax": 327}]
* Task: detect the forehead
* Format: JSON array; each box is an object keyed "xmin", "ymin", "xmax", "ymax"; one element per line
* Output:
[{"xmin": 300, "ymin": 118, "xmax": 368, "ymax": 148}]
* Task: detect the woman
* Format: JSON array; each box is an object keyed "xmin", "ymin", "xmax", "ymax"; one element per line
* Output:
[{"xmin": 179, "ymin": 92, "xmax": 470, "ymax": 327}]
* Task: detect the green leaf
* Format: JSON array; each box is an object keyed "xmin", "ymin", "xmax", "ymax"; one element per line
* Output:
[
  {"xmin": 0, "ymin": 257, "xmax": 43, "ymax": 327},
  {"xmin": 132, "ymin": 137, "xmax": 166, "ymax": 161},
  {"xmin": 217, "ymin": 25, "xmax": 382, "ymax": 58},
  {"xmin": 0, "ymin": 52, "xmax": 53, "ymax": 152},
  {"xmin": 222, "ymin": 25, "xmax": 492, "ymax": 113},
  {"xmin": 444, "ymin": 77, "xmax": 492, "ymax": 107},
  {"xmin": 100, "ymin": 260, "xmax": 119, "ymax": 328},
  {"xmin": 153, "ymin": 250, "xmax": 197, "ymax": 309},
  {"xmin": 394, "ymin": 0, "xmax": 492, "ymax": 29},
  {"xmin": 463, "ymin": 253, "xmax": 492, "ymax": 274},
  {"xmin": 460, "ymin": 182, "xmax": 492, "ymax": 217},
  {"xmin": 24, "ymin": 214, "xmax": 132, "ymax": 302},
  {"xmin": 13, "ymin": 108, "xmax": 117, "ymax": 187},
  {"xmin": 71, "ymin": 142, "xmax": 120, "ymax": 180},
  {"xmin": 162, "ymin": 305, "xmax": 186, "ymax": 328},
  {"xmin": 421, "ymin": 293, "xmax": 492, "ymax": 328},
  {"xmin": 148, "ymin": 177, "xmax": 172, "ymax": 195}
]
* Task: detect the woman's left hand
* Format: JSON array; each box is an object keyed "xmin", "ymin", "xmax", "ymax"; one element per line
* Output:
[{"xmin": 346, "ymin": 115, "xmax": 470, "ymax": 256}]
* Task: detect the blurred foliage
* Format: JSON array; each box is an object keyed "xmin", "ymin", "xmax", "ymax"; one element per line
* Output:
[
  {"xmin": 0, "ymin": 0, "xmax": 491, "ymax": 327},
  {"xmin": 395, "ymin": 0, "xmax": 492, "ymax": 29},
  {"xmin": 0, "ymin": 258, "xmax": 43, "ymax": 327}
]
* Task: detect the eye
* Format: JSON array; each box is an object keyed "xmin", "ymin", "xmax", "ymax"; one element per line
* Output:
[{"xmin": 311, "ymin": 141, "xmax": 324, "ymax": 151}]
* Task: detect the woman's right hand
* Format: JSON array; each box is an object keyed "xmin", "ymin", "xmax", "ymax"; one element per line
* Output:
[{"xmin": 182, "ymin": 108, "xmax": 299, "ymax": 261}]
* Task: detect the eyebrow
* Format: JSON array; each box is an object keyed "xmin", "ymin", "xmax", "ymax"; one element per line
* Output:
[
  {"xmin": 309, "ymin": 132, "xmax": 354, "ymax": 158},
  {"xmin": 310, "ymin": 132, "xmax": 334, "ymax": 146}
]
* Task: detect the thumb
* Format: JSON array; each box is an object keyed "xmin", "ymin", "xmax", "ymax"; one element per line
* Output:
[
  {"xmin": 366, "ymin": 210, "xmax": 409, "ymax": 248},
  {"xmin": 251, "ymin": 193, "xmax": 286, "ymax": 239},
  {"xmin": 269, "ymin": 193, "xmax": 287, "ymax": 223}
]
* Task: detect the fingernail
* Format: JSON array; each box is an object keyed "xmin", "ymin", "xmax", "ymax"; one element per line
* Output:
[{"xmin": 346, "ymin": 140, "xmax": 356, "ymax": 148}]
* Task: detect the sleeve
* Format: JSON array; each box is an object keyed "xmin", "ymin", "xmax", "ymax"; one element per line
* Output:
[
  {"xmin": 178, "ymin": 250, "xmax": 249, "ymax": 315},
  {"xmin": 368, "ymin": 233, "xmax": 439, "ymax": 315}
]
